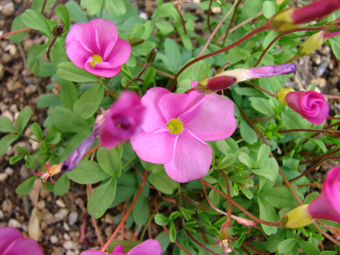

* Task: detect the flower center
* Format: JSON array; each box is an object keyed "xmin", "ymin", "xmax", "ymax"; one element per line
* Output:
[
  {"xmin": 90, "ymin": 55, "xmax": 103, "ymax": 67},
  {"xmin": 166, "ymin": 119, "xmax": 183, "ymax": 134}
]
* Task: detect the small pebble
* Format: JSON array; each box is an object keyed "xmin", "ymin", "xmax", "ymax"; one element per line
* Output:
[
  {"xmin": 24, "ymin": 84, "xmax": 37, "ymax": 95},
  {"xmin": 0, "ymin": 173, "xmax": 8, "ymax": 182},
  {"xmin": 63, "ymin": 240, "xmax": 74, "ymax": 250},
  {"xmin": 36, "ymin": 200, "xmax": 45, "ymax": 210},
  {"xmin": 68, "ymin": 211, "xmax": 78, "ymax": 226},
  {"xmin": 63, "ymin": 233, "xmax": 70, "ymax": 240},
  {"xmin": 21, "ymin": 224, "xmax": 28, "ymax": 232},
  {"xmin": 5, "ymin": 44, "xmax": 17, "ymax": 56},
  {"xmin": 2, "ymin": 199, "xmax": 13, "ymax": 214},
  {"xmin": 0, "ymin": 63, "xmax": 4, "ymax": 80},
  {"xmin": 1, "ymin": 53, "xmax": 12, "ymax": 64},
  {"xmin": 6, "ymin": 81, "xmax": 21, "ymax": 91},
  {"xmin": 4, "ymin": 167, "xmax": 13, "ymax": 175},
  {"xmin": 53, "ymin": 208, "xmax": 69, "ymax": 222},
  {"xmin": 56, "ymin": 199, "xmax": 66, "ymax": 208},
  {"xmin": 0, "ymin": 210, "xmax": 3, "ymax": 220},
  {"xmin": 9, "ymin": 104, "xmax": 18, "ymax": 113},
  {"xmin": 1, "ymin": 111, "xmax": 13, "ymax": 122},
  {"xmin": 50, "ymin": 235, "xmax": 58, "ymax": 244},
  {"xmin": 8, "ymin": 218, "xmax": 22, "ymax": 228},
  {"xmin": 105, "ymin": 226, "xmax": 113, "ymax": 237},
  {"xmin": 1, "ymin": 2, "xmax": 15, "ymax": 17},
  {"xmin": 20, "ymin": 165, "xmax": 28, "ymax": 178},
  {"xmin": 63, "ymin": 222, "xmax": 70, "ymax": 231}
]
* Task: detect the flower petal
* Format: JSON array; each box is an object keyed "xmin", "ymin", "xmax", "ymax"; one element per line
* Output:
[
  {"xmin": 164, "ymin": 130, "xmax": 212, "ymax": 182},
  {"xmin": 80, "ymin": 250, "xmax": 107, "ymax": 255},
  {"xmin": 66, "ymin": 23, "xmax": 88, "ymax": 48},
  {"xmin": 84, "ymin": 61, "xmax": 121, "ymax": 78},
  {"xmin": 88, "ymin": 18, "xmax": 118, "ymax": 51},
  {"xmin": 158, "ymin": 91, "xmax": 205, "ymax": 122},
  {"xmin": 66, "ymin": 41, "xmax": 93, "ymax": 69},
  {"xmin": 181, "ymin": 93, "xmax": 236, "ymax": 141},
  {"xmin": 140, "ymin": 87, "xmax": 170, "ymax": 133},
  {"xmin": 104, "ymin": 39, "xmax": 132, "ymax": 67},
  {"xmin": 3, "ymin": 238, "xmax": 43, "ymax": 255},
  {"xmin": 323, "ymin": 166, "xmax": 340, "ymax": 213},
  {"xmin": 130, "ymin": 129, "xmax": 175, "ymax": 164},
  {"xmin": 0, "ymin": 227, "xmax": 22, "ymax": 254},
  {"xmin": 127, "ymin": 240, "xmax": 162, "ymax": 255}
]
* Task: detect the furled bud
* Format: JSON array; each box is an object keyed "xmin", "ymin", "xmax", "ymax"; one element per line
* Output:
[
  {"xmin": 146, "ymin": 48, "xmax": 158, "ymax": 65},
  {"xmin": 193, "ymin": 76, "xmax": 237, "ymax": 94},
  {"xmin": 282, "ymin": 204, "xmax": 313, "ymax": 229},
  {"xmin": 277, "ymin": 87, "xmax": 294, "ymax": 106},
  {"xmin": 129, "ymin": 38, "xmax": 145, "ymax": 46},
  {"xmin": 51, "ymin": 24, "xmax": 65, "ymax": 37},
  {"xmin": 34, "ymin": 160, "xmax": 63, "ymax": 186}
]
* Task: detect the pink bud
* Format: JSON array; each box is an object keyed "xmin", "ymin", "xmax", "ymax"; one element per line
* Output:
[{"xmin": 285, "ymin": 90, "xmax": 329, "ymax": 125}]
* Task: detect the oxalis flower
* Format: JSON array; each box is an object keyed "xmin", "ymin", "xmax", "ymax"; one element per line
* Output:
[
  {"xmin": 283, "ymin": 166, "xmax": 340, "ymax": 229},
  {"xmin": 66, "ymin": 18, "xmax": 131, "ymax": 78},
  {"xmin": 277, "ymin": 88, "xmax": 329, "ymax": 125},
  {"xmin": 80, "ymin": 239, "xmax": 161, "ymax": 255},
  {"xmin": 0, "ymin": 226, "xmax": 43, "ymax": 255},
  {"xmin": 130, "ymin": 87, "xmax": 236, "ymax": 182}
]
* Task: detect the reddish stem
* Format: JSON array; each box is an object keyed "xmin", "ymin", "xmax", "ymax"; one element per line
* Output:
[
  {"xmin": 100, "ymin": 171, "xmax": 148, "ymax": 252},
  {"xmin": 169, "ymin": 24, "xmax": 269, "ymax": 91},
  {"xmin": 221, "ymin": 0, "xmax": 242, "ymax": 47},
  {"xmin": 243, "ymin": 241, "xmax": 269, "ymax": 255},
  {"xmin": 243, "ymin": 80, "xmax": 276, "ymax": 97},
  {"xmin": 0, "ymin": 27, "xmax": 32, "ymax": 40},
  {"xmin": 219, "ymin": 170, "xmax": 232, "ymax": 227},
  {"xmin": 301, "ymin": 147, "xmax": 340, "ymax": 164},
  {"xmin": 207, "ymin": 0, "xmax": 213, "ymax": 33}
]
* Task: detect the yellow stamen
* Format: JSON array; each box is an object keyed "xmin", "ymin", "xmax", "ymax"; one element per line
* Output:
[
  {"xmin": 166, "ymin": 119, "xmax": 184, "ymax": 134},
  {"xmin": 90, "ymin": 55, "xmax": 103, "ymax": 67}
]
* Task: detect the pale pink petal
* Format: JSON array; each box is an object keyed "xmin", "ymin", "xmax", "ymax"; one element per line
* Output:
[
  {"xmin": 158, "ymin": 91, "xmax": 205, "ymax": 122},
  {"xmin": 66, "ymin": 41, "xmax": 93, "ymax": 69},
  {"xmin": 66, "ymin": 23, "xmax": 88, "ymax": 48},
  {"xmin": 104, "ymin": 39, "xmax": 132, "ymax": 68},
  {"xmin": 3, "ymin": 238, "xmax": 43, "ymax": 255},
  {"xmin": 84, "ymin": 61, "xmax": 121, "ymax": 77},
  {"xmin": 130, "ymin": 129, "xmax": 175, "ymax": 164},
  {"xmin": 88, "ymin": 19, "xmax": 118, "ymax": 51},
  {"xmin": 80, "ymin": 250, "xmax": 107, "ymax": 255},
  {"xmin": 191, "ymin": 81, "xmax": 199, "ymax": 88},
  {"xmin": 323, "ymin": 166, "xmax": 340, "ymax": 213},
  {"xmin": 182, "ymin": 93, "xmax": 236, "ymax": 141},
  {"xmin": 127, "ymin": 240, "xmax": 162, "ymax": 255},
  {"xmin": 112, "ymin": 245, "xmax": 125, "ymax": 253},
  {"xmin": 0, "ymin": 227, "xmax": 22, "ymax": 254},
  {"xmin": 164, "ymin": 130, "xmax": 212, "ymax": 182},
  {"xmin": 67, "ymin": 23, "xmax": 100, "ymax": 54},
  {"xmin": 140, "ymin": 87, "xmax": 170, "ymax": 133}
]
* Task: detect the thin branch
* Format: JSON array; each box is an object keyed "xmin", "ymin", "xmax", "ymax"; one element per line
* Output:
[
  {"xmin": 183, "ymin": 227, "xmax": 221, "ymax": 255},
  {"xmin": 313, "ymin": 222, "xmax": 340, "ymax": 247},
  {"xmin": 219, "ymin": 170, "xmax": 232, "ymax": 227},
  {"xmin": 136, "ymin": 61, "xmax": 175, "ymax": 79},
  {"xmin": 221, "ymin": 0, "xmax": 243, "ymax": 47},
  {"xmin": 243, "ymin": 80, "xmax": 276, "ymax": 97},
  {"xmin": 207, "ymin": 0, "xmax": 214, "ymax": 33},
  {"xmin": 0, "ymin": 27, "xmax": 32, "ymax": 40}
]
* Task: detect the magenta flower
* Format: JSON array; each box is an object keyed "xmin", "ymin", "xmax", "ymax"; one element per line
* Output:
[
  {"xmin": 284, "ymin": 166, "xmax": 340, "ymax": 228},
  {"xmin": 66, "ymin": 18, "xmax": 131, "ymax": 78},
  {"xmin": 307, "ymin": 166, "xmax": 340, "ymax": 223},
  {"xmin": 130, "ymin": 87, "xmax": 236, "ymax": 182},
  {"xmin": 284, "ymin": 90, "xmax": 329, "ymax": 125},
  {"xmin": 80, "ymin": 239, "xmax": 161, "ymax": 255},
  {"xmin": 99, "ymin": 91, "xmax": 145, "ymax": 148},
  {"xmin": 215, "ymin": 63, "xmax": 296, "ymax": 82},
  {"xmin": 0, "ymin": 226, "xmax": 43, "ymax": 255}
]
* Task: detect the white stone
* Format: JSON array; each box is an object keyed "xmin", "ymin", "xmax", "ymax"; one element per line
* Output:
[
  {"xmin": 68, "ymin": 211, "xmax": 78, "ymax": 226},
  {"xmin": 63, "ymin": 240, "xmax": 74, "ymax": 250},
  {"xmin": 1, "ymin": 2, "xmax": 15, "ymax": 17},
  {"xmin": 4, "ymin": 167, "xmax": 13, "ymax": 175},
  {"xmin": 9, "ymin": 104, "xmax": 18, "ymax": 113},
  {"xmin": 0, "ymin": 210, "xmax": 3, "ymax": 220},
  {"xmin": 4, "ymin": 44, "xmax": 17, "ymax": 56},
  {"xmin": 53, "ymin": 208, "xmax": 69, "ymax": 222},
  {"xmin": 8, "ymin": 218, "xmax": 22, "ymax": 228},
  {"xmin": 0, "ymin": 173, "xmax": 8, "ymax": 182},
  {"xmin": 63, "ymin": 222, "xmax": 70, "ymax": 231},
  {"xmin": 50, "ymin": 235, "xmax": 58, "ymax": 244},
  {"xmin": 56, "ymin": 198, "xmax": 66, "ymax": 208}
]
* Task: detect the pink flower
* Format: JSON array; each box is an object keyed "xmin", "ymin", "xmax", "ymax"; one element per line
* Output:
[
  {"xmin": 99, "ymin": 91, "xmax": 145, "ymax": 148},
  {"xmin": 130, "ymin": 87, "xmax": 236, "ymax": 182},
  {"xmin": 80, "ymin": 239, "xmax": 161, "ymax": 255},
  {"xmin": 284, "ymin": 90, "xmax": 329, "ymax": 125},
  {"xmin": 215, "ymin": 63, "xmax": 296, "ymax": 82},
  {"xmin": 0, "ymin": 226, "xmax": 43, "ymax": 255},
  {"xmin": 307, "ymin": 166, "xmax": 340, "ymax": 223},
  {"xmin": 66, "ymin": 18, "xmax": 131, "ymax": 78}
]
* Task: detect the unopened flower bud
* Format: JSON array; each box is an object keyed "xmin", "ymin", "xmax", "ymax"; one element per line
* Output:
[
  {"xmin": 146, "ymin": 48, "xmax": 158, "ymax": 65},
  {"xmin": 219, "ymin": 222, "xmax": 231, "ymax": 240},
  {"xmin": 277, "ymin": 87, "xmax": 294, "ymax": 106},
  {"xmin": 194, "ymin": 76, "xmax": 236, "ymax": 94},
  {"xmin": 282, "ymin": 204, "xmax": 313, "ymax": 229},
  {"xmin": 51, "ymin": 24, "xmax": 65, "ymax": 37},
  {"xmin": 129, "ymin": 38, "xmax": 145, "ymax": 46}
]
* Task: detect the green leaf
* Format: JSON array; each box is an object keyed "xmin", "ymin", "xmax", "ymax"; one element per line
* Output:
[
  {"xmin": 21, "ymin": 9, "xmax": 52, "ymax": 39},
  {"xmin": 81, "ymin": 0, "xmax": 104, "ymax": 16},
  {"xmin": 169, "ymin": 221, "xmax": 177, "ymax": 242},
  {"xmin": 258, "ymin": 197, "xmax": 278, "ymax": 235},
  {"xmin": 165, "ymin": 39, "xmax": 182, "ymax": 72},
  {"xmin": 266, "ymin": 229, "xmax": 285, "ymax": 253},
  {"xmin": 97, "ymin": 147, "xmax": 122, "ymax": 177},
  {"xmin": 57, "ymin": 62, "xmax": 98, "ymax": 83},
  {"xmin": 216, "ymin": 153, "xmax": 236, "ymax": 169},
  {"xmin": 0, "ymin": 134, "xmax": 19, "ymax": 156},
  {"xmin": 240, "ymin": 120, "xmax": 258, "ymax": 144},
  {"xmin": 261, "ymin": 187, "xmax": 300, "ymax": 209},
  {"xmin": 30, "ymin": 123, "xmax": 44, "ymax": 140},
  {"xmin": 45, "ymin": 132, "xmax": 61, "ymax": 144},
  {"xmin": 179, "ymin": 29, "xmax": 192, "ymax": 50},
  {"xmin": 132, "ymin": 195, "xmax": 148, "ymax": 225},
  {"xmin": 55, "ymin": 5, "xmax": 70, "ymax": 29},
  {"xmin": 0, "ymin": 117, "xmax": 16, "ymax": 133},
  {"xmin": 88, "ymin": 177, "xmax": 117, "ymax": 218},
  {"xmin": 27, "ymin": 44, "xmax": 49, "ymax": 75},
  {"xmin": 16, "ymin": 176, "xmax": 37, "ymax": 196},
  {"xmin": 330, "ymin": 35, "xmax": 340, "ymax": 60},
  {"xmin": 110, "ymin": 185, "xmax": 137, "ymax": 208},
  {"xmin": 309, "ymin": 138, "xmax": 327, "ymax": 153},
  {"xmin": 190, "ymin": 61, "xmax": 210, "ymax": 82},
  {"xmin": 262, "ymin": 1, "xmax": 277, "ymax": 18},
  {"xmin": 149, "ymin": 171, "xmax": 177, "ymax": 195},
  {"xmin": 142, "ymin": 67, "xmax": 156, "ymax": 90},
  {"xmin": 67, "ymin": 160, "xmax": 111, "ymax": 184},
  {"xmin": 155, "ymin": 20, "xmax": 174, "ymax": 35},
  {"xmin": 298, "ymin": 240, "xmax": 320, "ymax": 255},
  {"xmin": 132, "ymin": 41, "xmax": 156, "ymax": 56},
  {"xmin": 49, "ymin": 107, "xmax": 88, "ymax": 133},
  {"xmin": 154, "ymin": 214, "xmax": 169, "ymax": 226},
  {"xmin": 249, "ymin": 97, "xmax": 275, "ymax": 115},
  {"xmin": 238, "ymin": 152, "xmax": 255, "ymax": 168},
  {"xmin": 9, "ymin": 16, "xmax": 29, "ymax": 43},
  {"xmin": 282, "ymin": 109, "xmax": 311, "ymax": 130},
  {"xmin": 106, "ymin": 0, "xmax": 127, "ymax": 16},
  {"xmin": 252, "ymin": 168, "xmax": 274, "ymax": 181},
  {"xmin": 32, "ymin": 0, "xmax": 56, "ymax": 12},
  {"xmin": 255, "ymin": 144, "xmax": 271, "ymax": 167},
  {"xmin": 9, "ymin": 155, "xmax": 25, "ymax": 164},
  {"xmin": 16, "ymin": 107, "xmax": 32, "ymax": 133},
  {"xmin": 243, "ymin": 0, "xmax": 265, "ymax": 18},
  {"xmin": 54, "ymin": 174, "xmax": 71, "ymax": 196},
  {"xmin": 74, "ymin": 83, "xmax": 104, "ymax": 119},
  {"xmin": 130, "ymin": 24, "xmax": 145, "ymax": 39},
  {"xmin": 50, "ymin": 42, "xmax": 69, "ymax": 69},
  {"xmin": 65, "ymin": 1, "xmax": 88, "ymax": 23},
  {"xmin": 59, "ymin": 80, "xmax": 78, "ymax": 110},
  {"xmin": 278, "ymin": 239, "xmax": 297, "ymax": 254},
  {"xmin": 152, "ymin": 3, "xmax": 180, "ymax": 23},
  {"xmin": 240, "ymin": 187, "xmax": 254, "ymax": 199}
]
